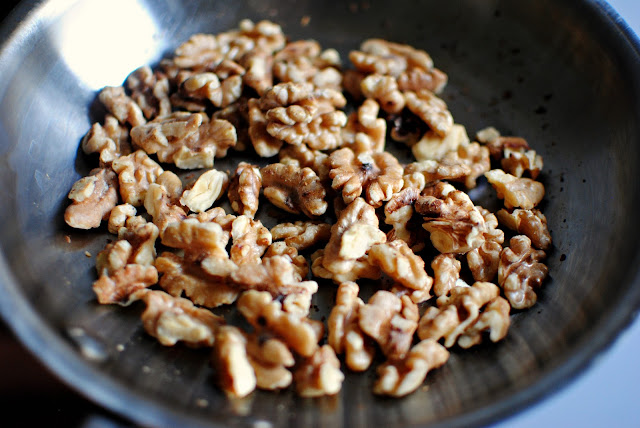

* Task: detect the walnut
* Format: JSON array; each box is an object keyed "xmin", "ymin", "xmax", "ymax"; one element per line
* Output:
[
  {"xmin": 241, "ymin": 50, "xmax": 273, "ymax": 96},
  {"xmin": 211, "ymin": 325, "xmax": 256, "ymax": 398},
  {"xmin": 270, "ymin": 221, "xmax": 331, "ymax": 252},
  {"xmin": 373, "ymin": 339, "xmax": 449, "ymax": 397},
  {"xmin": 247, "ymin": 98, "xmax": 284, "ymax": 157},
  {"xmin": 113, "ymin": 220, "xmax": 159, "ymax": 267},
  {"xmin": 230, "ymin": 215, "xmax": 272, "ymax": 265},
  {"xmin": 383, "ymin": 187, "xmax": 422, "ymax": 250},
  {"xmin": 466, "ymin": 208, "xmax": 505, "ymax": 282},
  {"xmin": 227, "ymin": 162, "xmax": 261, "ymax": 218},
  {"xmin": 341, "ymin": 99, "xmax": 386, "ymax": 153},
  {"xmin": 95, "ymin": 239, "xmax": 132, "ymax": 277},
  {"xmin": 236, "ymin": 290, "xmax": 322, "ymax": 357},
  {"xmin": 418, "ymin": 281, "xmax": 501, "ymax": 347},
  {"xmin": 327, "ymin": 282, "xmax": 376, "ymax": 372},
  {"xmin": 64, "ymin": 168, "xmax": 118, "ymax": 229},
  {"xmin": 261, "ymin": 163, "xmax": 328, "ymax": 217},
  {"xmin": 475, "ymin": 126, "xmax": 531, "ymax": 160},
  {"xmin": 140, "ymin": 290, "xmax": 223, "ymax": 347},
  {"xmin": 403, "ymin": 89, "xmax": 453, "ymax": 137},
  {"xmin": 180, "ymin": 169, "xmax": 229, "ymax": 213},
  {"xmin": 212, "ymin": 98, "xmax": 250, "ymax": 151},
  {"xmin": 496, "ymin": 208, "xmax": 551, "ymax": 251},
  {"xmin": 329, "ymin": 148, "xmax": 404, "ymax": 207},
  {"xmin": 396, "ymin": 66, "xmax": 448, "ymax": 94},
  {"xmin": 92, "ymin": 264, "xmax": 158, "ymax": 306},
  {"xmin": 263, "ymin": 242, "xmax": 309, "ymax": 283},
  {"xmin": 416, "ymin": 182, "xmax": 486, "ymax": 254},
  {"xmin": 161, "ymin": 218, "xmax": 231, "ymax": 268},
  {"xmin": 171, "ymin": 33, "xmax": 225, "ymax": 69},
  {"xmin": 350, "ymin": 39, "xmax": 435, "ymax": 77},
  {"xmin": 98, "ymin": 86, "xmax": 146, "ymax": 127},
  {"xmin": 244, "ymin": 333, "xmax": 294, "ymax": 391},
  {"xmin": 368, "ymin": 240, "xmax": 433, "ymax": 298},
  {"xmin": 358, "ymin": 291, "xmax": 419, "ymax": 360},
  {"xmin": 498, "ymin": 235, "xmax": 548, "ymax": 309},
  {"xmin": 178, "ymin": 72, "xmax": 243, "ymax": 108},
  {"xmin": 402, "ymin": 158, "xmax": 471, "ymax": 192},
  {"xmin": 360, "ymin": 74, "xmax": 405, "ymax": 114},
  {"xmin": 155, "ymin": 252, "xmax": 238, "ymax": 308},
  {"xmin": 279, "ymin": 143, "xmax": 330, "ymax": 181},
  {"xmin": 126, "ymin": 65, "xmax": 171, "ymax": 120},
  {"xmin": 502, "ymin": 147, "xmax": 544, "ymax": 179},
  {"xmin": 431, "ymin": 254, "xmax": 461, "ymax": 297},
  {"xmin": 294, "ymin": 345, "xmax": 344, "ymax": 397},
  {"xmin": 342, "ymin": 69, "xmax": 366, "ymax": 100},
  {"xmin": 111, "ymin": 150, "xmax": 163, "ymax": 207},
  {"xmin": 156, "ymin": 171, "xmax": 184, "ymax": 201},
  {"xmin": 485, "ymin": 169, "xmax": 545, "ymax": 210},
  {"xmin": 81, "ymin": 115, "xmax": 131, "ymax": 166},
  {"xmin": 311, "ymin": 249, "xmax": 381, "ymax": 284},
  {"xmin": 447, "ymin": 142, "xmax": 491, "ymax": 189},
  {"xmin": 388, "ymin": 109, "xmax": 428, "ymax": 145},
  {"xmin": 457, "ymin": 297, "xmax": 511, "ymax": 349},
  {"xmin": 107, "ymin": 204, "xmax": 137, "ymax": 234},
  {"xmin": 273, "ymin": 40, "xmax": 342, "ymax": 90},
  {"xmin": 411, "ymin": 124, "xmax": 470, "ymax": 162},
  {"xmin": 144, "ymin": 183, "xmax": 188, "ymax": 237},
  {"xmin": 237, "ymin": 19, "xmax": 286, "ymax": 54},
  {"xmin": 130, "ymin": 112, "xmax": 237, "ymax": 169}
]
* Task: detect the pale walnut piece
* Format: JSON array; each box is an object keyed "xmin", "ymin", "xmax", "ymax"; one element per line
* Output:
[
  {"xmin": 445, "ymin": 142, "xmax": 492, "ymax": 189},
  {"xmin": 140, "ymin": 290, "xmax": 223, "ymax": 347},
  {"xmin": 212, "ymin": 326, "xmax": 257, "ymax": 398},
  {"xmin": 373, "ymin": 339, "xmax": 449, "ymax": 397},
  {"xmin": 230, "ymin": 215, "xmax": 272, "ymax": 265},
  {"xmin": 329, "ymin": 147, "xmax": 404, "ymax": 208},
  {"xmin": 126, "ymin": 65, "xmax": 171, "ymax": 120},
  {"xmin": 475, "ymin": 127, "xmax": 530, "ymax": 159},
  {"xmin": 155, "ymin": 252, "xmax": 239, "ymax": 308},
  {"xmin": 273, "ymin": 40, "xmax": 342, "ymax": 90},
  {"xmin": 485, "ymin": 169, "xmax": 545, "ymax": 210},
  {"xmin": 466, "ymin": 208, "xmax": 505, "ymax": 282},
  {"xmin": 369, "ymin": 240, "xmax": 433, "ymax": 296},
  {"xmin": 411, "ymin": 124, "xmax": 470, "ymax": 162},
  {"xmin": 108, "ymin": 204, "xmax": 137, "ymax": 235},
  {"xmin": 402, "ymin": 157, "xmax": 471, "ymax": 192},
  {"xmin": 130, "ymin": 112, "xmax": 237, "ymax": 169},
  {"xmin": 327, "ymin": 281, "xmax": 376, "ymax": 372},
  {"xmin": 457, "ymin": 296, "xmax": 511, "ymax": 349},
  {"xmin": 92, "ymin": 264, "xmax": 158, "ymax": 306},
  {"xmin": 228, "ymin": 162, "xmax": 261, "ymax": 218},
  {"xmin": 279, "ymin": 143, "xmax": 331, "ymax": 181},
  {"xmin": 501, "ymin": 147, "xmax": 544, "ymax": 180},
  {"xmin": 162, "ymin": 219, "xmax": 230, "ymax": 270},
  {"xmin": 270, "ymin": 221, "xmax": 331, "ymax": 252},
  {"xmin": 156, "ymin": 171, "xmax": 184, "ymax": 201},
  {"xmin": 180, "ymin": 169, "xmax": 229, "ymax": 213},
  {"xmin": 403, "ymin": 89, "xmax": 453, "ymax": 137},
  {"xmin": 236, "ymin": 290, "xmax": 322, "ymax": 357},
  {"xmin": 263, "ymin": 242, "xmax": 309, "ymax": 284},
  {"xmin": 111, "ymin": 150, "xmax": 164, "ymax": 207},
  {"xmin": 81, "ymin": 115, "xmax": 131, "ymax": 167},
  {"xmin": 416, "ymin": 182, "xmax": 486, "ymax": 254},
  {"xmin": 384, "ymin": 187, "xmax": 423, "ymax": 251},
  {"xmin": 359, "ymin": 291, "xmax": 419, "ymax": 360},
  {"xmin": 113, "ymin": 219, "xmax": 160, "ymax": 267},
  {"xmin": 245, "ymin": 333, "xmax": 294, "ymax": 390},
  {"xmin": 261, "ymin": 163, "xmax": 328, "ymax": 218},
  {"xmin": 294, "ymin": 345, "xmax": 344, "ymax": 397},
  {"xmin": 247, "ymin": 98, "xmax": 284, "ymax": 157},
  {"xmin": 360, "ymin": 74, "xmax": 405, "ymax": 114},
  {"xmin": 431, "ymin": 254, "xmax": 462, "ymax": 297},
  {"xmin": 144, "ymin": 183, "xmax": 188, "ymax": 238},
  {"xmin": 179, "ymin": 72, "xmax": 243, "ymax": 108},
  {"xmin": 418, "ymin": 281, "xmax": 502, "ymax": 348},
  {"xmin": 65, "ymin": 168, "xmax": 118, "ymax": 230},
  {"xmin": 497, "ymin": 208, "xmax": 551, "ymax": 250},
  {"xmin": 342, "ymin": 99, "xmax": 387, "ymax": 153},
  {"xmin": 349, "ymin": 39, "xmax": 437, "ymax": 80},
  {"xmin": 98, "ymin": 86, "xmax": 146, "ymax": 127},
  {"xmin": 499, "ymin": 235, "xmax": 548, "ymax": 309},
  {"xmin": 96, "ymin": 239, "xmax": 132, "ymax": 277}
]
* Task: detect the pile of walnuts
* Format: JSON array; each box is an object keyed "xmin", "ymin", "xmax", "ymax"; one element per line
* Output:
[{"xmin": 65, "ymin": 19, "xmax": 551, "ymax": 399}]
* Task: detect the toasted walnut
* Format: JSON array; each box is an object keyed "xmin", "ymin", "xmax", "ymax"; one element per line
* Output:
[
  {"xmin": 64, "ymin": 168, "xmax": 118, "ymax": 230},
  {"xmin": 229, "ymin": 215, "xmax": 271, "ymax": 265},
  {"xmin": 162, "ymin": 218, "xmax": 230, "ymax": 267},
  {"xmin": 93, "ymin": 264, "xmax": 158, "ymax": 306},
  {"xmin": 110, "ymin": 150, "xmax": 163, "ymax": 207},
  {"xmin": 247, "ymin": 98, "xmax": 284, "ymax": 157},
  {"xmin": 466, "ymin": 208, "xmax": 505, "ymax": 282},
  {"xmin": 273, "ymin": 40, "xmax": 342, "ymax": 90},
  {"xmin": 369, "ymin": 240, "xmax": 433, "ymax": 296},
  {"xmin": 402, "ymin": 158, "xmax": 471, "ymax": 191},
  {"xmin": 499, "ymin": 235, "xmax": 548, "ymax": 309},
  {"xmin": 245, "ymin": 333, "xmax": 294, "ymax": 390},
  {"xmin": 190, "ymin": 206, "xmax": 236, "ymax": 230},
  {"xmin": 350, "ymin": 39, "xmax": 434, "ymax": 77},
  {"xmin": 403, "ymin": 89, "xmax": 453, "ymax": 137},
  {"xmin": 171, "ymin": 33, "xmax": 224, "ymax": 70},
  {"xmin": 416, "ymin": 182, "xmax": 486, "ymax": 254},
  {"xmin": 212, "ymin": 98, "xmax": 250, "ymax": 151},
  {"xmin": 126, "ymin": 65, "xmax": 171, "ymax": 120},
  {"xmin": 140, "ymin": 290, "xmax": 223, "ymax": 347},
  {"xmin": 501, "ymin": 147, "xmax": 544, "ymax": 179},
  {"xmin": 446, "ymin": 142, "xmax": 491, "ymax": 189},
  {"xmin": 131, "ymin": 112, "xmax": 237, "ymax": 169},
  {"xmin": 228, "ymin": 162, "xmax": 261, "ymax": 218},
  {"xmin": 95, "ymin": 239, "xmax": 132, "ymax": 277},
  {"xmin": 144, "ymin": 183, "xmax": 188, "ymax": 237},
  {"xmin": 373, "ymin": 339, "xmax": 449, "ymax": 397},
  {"xmin": 476, "ymin": 126, "xmax": 532, "ymax": 160},
  {"xmin": 180, "ymin": 169, "xmax": 229, "ymax": 213},
  {"xmin": 82, "ymin": 115, "xmax": 131, "ymax": 166},
  {"xmin": 329, "ymin": 148, "xmax": 404, "ymax": 207},
  {"xmin": 155, "ymin": 252, "xmax": 238, "ymax": 308},
  {"xmin": 360, "ymin": 74, "xmax": 405, "ymax": 114},
  {"xmin": 411, "ymin": 124, "xmax": 470, "ymax": 162},
  {"xmin": 178, "ymin": 72, "xmax": 243, "ymax": 108},
  {"xmin": 342, "ymin": 99, "xmax": 386, "ymax": 153},
  {"xmin": 387, "ymin": 109, "xmax": 428, "ymax": 145},
  {"xmin": 237, "ymin": 290, "xmax": 322, "ymax": 357},
  {"xmin": 279, "ymin": 143, "xmax": 330, "ymax": 181},
  {"xmin": 383, "ymin": 187, "xmax": 425, "ymax": 251},
  {"xmin": 431, "ymin": 254, "xmax": 462, "ymax": 297},
  {"xmin": 237, "ymin": 18, "xmax": 287, "ymax": 54},
  {"xmin": 113, "ymin": 220, "xmax": 160, "ymax": 267},
  {"xmin": 327, "ymin": 282, "xmax": 376, "ymax": 372},
  {"xmin": 396, "ymin": 66, "xmax": 448, "ymax": 94},
  {"xmin": 457, "ymin": 296, "xmax": 511, "ymax": 349},
  {"xmin": 261, "ymin": 163, "xmax": 328, "ymax": 217},
  {"xmin": 156, "ymin": 171, "xmax": 184, "ymax": 201},
  {"xmin": 342, "ymin": 69, "xmax": 366, "ymax": 100},
  {"xmin": 418, "ymin": 281, "xmax": 501, "ymax": 347},
  {"xmin": 359, "ymin": 291, "xmax": 419, "ymax": 360},
  {"xmin": 107, "ymin": 204, "xmax": 137, "ymax": 234},
  {"xmin": 270, "ymin": 221, "xmax": 331, "ymax": 252},
  {"xmin": 485, "ymin": 169, "xmax": 545, "ymax": 210},
  {"xmin": 294, "ymin": 345, "xmax": 344, "ymax": 397},
  {"xmin": 311, "ymin": 249, "xmax": 381, "ymax": 283},
  {"xmin": 263, "ymin": 242, "xmax": 309, "ymax": 283},
  {"xmin": 497, "ymin": 208, "xmax": 551, "ymax": 250},
  {"xmin": 98, "ymin": 86, "xmax": 146, "ymax": 127},
  {"xmin": 212, "ymin": 326, "xmax": 256, "ymax": 398},
  {"xmin": 240, "ymin": 50, "xmax": 273, "ymax": 95}
]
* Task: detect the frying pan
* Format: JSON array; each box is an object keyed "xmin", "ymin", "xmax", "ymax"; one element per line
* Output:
[{"xmin": 1, "ymin": 0, "xmax": 640, "ymax": 426}]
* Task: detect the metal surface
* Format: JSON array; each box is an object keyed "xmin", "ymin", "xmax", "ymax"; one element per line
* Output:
[{"xmin": 1, "ymin": 0, "xmax": 640, "ymax": 427}]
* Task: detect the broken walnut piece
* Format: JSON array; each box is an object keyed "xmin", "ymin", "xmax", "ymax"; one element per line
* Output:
[
  {"xmin": 161, "ymin": 218, "xmax": 230, "ymax": 266},
  {"xmin": 485, "ymin": 169, "xmax": 545, "ymax": 210},
  {"xmin": 402, "ymin": 157, "xmax": 471, "ymax": 192},
  {"xmin": 179, "ymin": 72, "xmax": 243, "ymax": 108},
  {"xmin": 247, "ymin": 98, "xmax": 284, "ymax": 157},
  {"xmin": 411, "ymin": 123, "xmax": 470, "ymax": 162},
  {"xmin": 270, "ymin": 221, "xmax": 331, "ymax": 252},
  {"xmin": 396, "ymin": 66, "xmax": 448, "ymax": 94},
  {"xmin": 360, "ymin": 74, "xmax": 405, "ymax": 114},
  {"xmin": 212, "ymin": 325, "xmax": 257, "ymax": 398},
  {"xmin": 227, "ymin": 162, "xmax": 262, "ymax": 218},
  {"xmin": 263, "ymin": 241, "xmax": 309, "ymax": 284},
  {"xmin": 64, "ymin": 168, "xmax": 118, "ymax": 230},
  {"xmin": 501, "ymin": 147, "xmax": 544, "ymax": 180},
  {"xmin": 261, "ymin": 163, "xmax": 328, "ymax": 218},
  {"xmin": 92, "ymin": 264, "xmax": 158, "ymax": 306},
  {"xmin": 383, "ymin": 187, "xmax": 426, "ymax": 252},
  {"xmin": 111, "ymin": 150, "xmax": 164, "ymax": 207},
  {"xmin": 273, "ymin": 40, "xmax": 342, "ymax": 90},
  {"xmin": 445, "ymin": 142, "xmax": 491, "ymax": 189},
  {"xmin": 81, "ymin": 115, "xmax": 131, "ymax": 167},
  {"xmin": 466, "ymin": 208, "xmax": 505, "ymax": 282},
  {"xmin": 403, "ymin": 89, "xmax": 453, "ymax": 137},
  {"xmin": 230, "ymin": 215, "xmax": 272, "ymax": 266},
  {"xmin": 498, "ymin": 235, "xmax": 548, "ymax": 309},
  {"xmin": 180, "ymin": 169, "xmax": 229, "ymax": 213},
  {"xmin": 245, "ymin": 333, "xmax": 294, "ymax": 391},
  {"xmin": 329, "ymin": 147, "xmax": 404, "ymax": 208},
  {"xmin": 349, "ymin": 38, "xmax": 434, "ymax": 78},
  {"xmin": 98, "ymin": 86, "xmax": 146, "ymax": 127},
  {"xmin": 369, "ymin": 239, "xmax": 433, "ymax": 296},
  {"xmin": 144, "ymin": 183, "xmax": 188, "ymax": 238},
  {"xmin": 496, "ymin": 208, "xmax": 551, "ymax": 250},
  {"xmin": 279, "ymin": 143, "xmax": 331, "ymax": 181},
  {"xmin": 373, "ymin": 339, "xmax": 449, "ymax": 397},
  {"xmin": 341, "ymin": 98, "xmax": 387, "ymax": 153},
  {"xmin": 126, "ymin": 65, "xmax": 171, "ymax": 120},
  {"xmin": 294, "ymin": 345, "xmax": 345, "ymax": 397},
  {"xmin": 141, "ymin": 290, "xmax": 224, "ymax": 347},
  {"xmin": 107, "ymin": 204, "xmax": 137, "ymax": 235},
  {"xmin": 431, "ymin": 254, "xmax": 462, "ymax": 298},
  {"xmin": 457, "ymin": 296, "xmax": 511, "ymax": 349}
]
